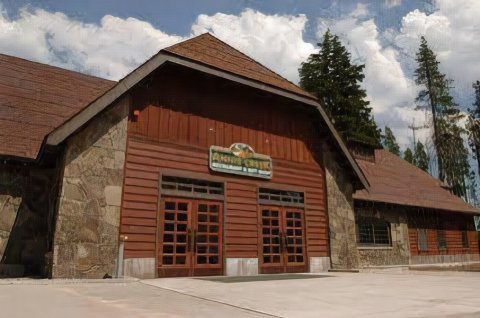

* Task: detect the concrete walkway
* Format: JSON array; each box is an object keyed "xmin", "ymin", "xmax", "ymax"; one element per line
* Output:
[
  {"xmin": 141, "ymin": 271, "xmax": 480, "ymax": 318},
  {"xmin": 0, "ymin": 271, "xmax": 479, "ymax": 317}
]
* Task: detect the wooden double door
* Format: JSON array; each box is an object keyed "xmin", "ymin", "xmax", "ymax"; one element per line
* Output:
[
  {"xmin": 157, "ymin": 198, "xmax": 223, "ymax": 277},
  {"xmin": 260, "ymin": 206, "xmax": 307, "ymax": 274}
]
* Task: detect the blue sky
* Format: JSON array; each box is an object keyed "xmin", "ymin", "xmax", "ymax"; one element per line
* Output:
[
  {"xmin": 2, "ymin": 0, "xmax": 430, "ymax": 39},
  {"xmin": 0, "ymin": 0, "xmax": 479, "ymax": 151}
]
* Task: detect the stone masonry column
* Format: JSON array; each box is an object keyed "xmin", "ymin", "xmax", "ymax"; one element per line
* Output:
[
  {"xmin": 52, "ymin": 96, "xmax": 129, "ymax": 278},
  {"xmin": 323, "ymin": 145, "xmax": 359, "ymax": 269}
]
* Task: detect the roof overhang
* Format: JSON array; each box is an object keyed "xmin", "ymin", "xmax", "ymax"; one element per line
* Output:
[
  {"xmin": 45, "ymin": 51, "xmax": 370, "ymax": 190},
  {"xmin": 354, "ymin": 197, "xmax": 480, "ymax": 215}
]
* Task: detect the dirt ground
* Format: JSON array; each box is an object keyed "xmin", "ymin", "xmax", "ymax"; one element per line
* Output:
[{"xmin": 1, "ymin": 271, "xmax": 479, "ymax": 317}]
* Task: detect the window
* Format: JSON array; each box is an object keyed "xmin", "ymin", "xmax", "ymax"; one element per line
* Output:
[
  {"xmin": 356, "ymin": 216, "xmax": 391, "ymax": 246},
  {"xmin": 417, "ymin": 229, "xmax": 428, "ymax": 251},
  {"xmin": 161, "ymin": 176, "xmax": 224, "ymax": 199},
  {"xmin": 437, "ymin": 230, "xmax": 447, "ymax": 249},
  {"xmin": 258, "ymin": 188, "xmax": 304, "ymax": 207},
  {"xmin": 461, "ymin": 231, "xmax": 469, "ymax": 248}
]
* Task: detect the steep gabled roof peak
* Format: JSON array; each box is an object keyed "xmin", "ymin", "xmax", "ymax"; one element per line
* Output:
[{"xmin": 163, "ymin": 33, "xmax": 315, "ymax": 100}]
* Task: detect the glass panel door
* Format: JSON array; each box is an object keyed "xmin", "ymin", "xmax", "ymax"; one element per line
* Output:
[
  {"xmin": 194, "ymin": 201, "xmax": 223, "ymax": 273},
  {"xmin": 260, "ymin": 207, "xmax": 283, "ymax": 271},
  {"xmin": 158, "ymin": 198, "xmax": 223, "ymax": 277},
  {"xmin": 284, "ymin": 208, "xmax": 306, "ymax": 272},
  {"xmin": 158, "ymin": 198, "xmax": 192, "ymax": 277},
  {"xmin": 260, "ymin": 206, "xmax": 306, "ymax": 274}
]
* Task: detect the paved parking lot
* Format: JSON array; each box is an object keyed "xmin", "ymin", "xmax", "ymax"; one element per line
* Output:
[{"xmin": 1, "ymin": 271, "xmax": 479, "ymax": 317}]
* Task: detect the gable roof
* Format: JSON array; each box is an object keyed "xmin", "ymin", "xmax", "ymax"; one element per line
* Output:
[
  {"xmin": 0, "ymin": 54, "xmax": 115, "ymax": 159},
  {"xmin": 0, "ymin": 33, "xmax": 368, "ymax": 190},
  {"xmin": 163, "ymin": 34, "xmax": 314, "ymax": 99},
  {"xmin": 354, "ymin": 149, "xmax": 478, "ymax": 214}
]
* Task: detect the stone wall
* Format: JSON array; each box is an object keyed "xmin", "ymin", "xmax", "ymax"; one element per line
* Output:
[
  {"xmin": 356, "ymin": 205, "xmax": 410, "ymax": 267},
  {"xmin": 0, "ymin": 169, "xmax": 22, "ymax": 262},
  {"xmin": 0, "ymin": 165, "xmax": 59, "ymax": 277},
  {"xmin": 52, "ymin": 96, "xmax": 129, "ymax": 278},
  {"xmin": 323, "ymin": 145, "xmax": 359, "ymax": 269}
]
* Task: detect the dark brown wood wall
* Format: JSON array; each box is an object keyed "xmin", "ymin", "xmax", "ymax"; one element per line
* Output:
[
  {"xmin": 120, "ymin": 65, "xmax": 328, "ymax": 260},
  {"xmin": 408, "ymin": 212, "xmax": 479, "ymax": 256}
]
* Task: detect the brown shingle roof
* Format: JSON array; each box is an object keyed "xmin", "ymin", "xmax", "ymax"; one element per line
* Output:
[
  {"xmin": 163, "ymin": 33, "xmax": 315, "ymax": 100},
  {"xmin": 354, "ymin": 149, "xmax": 478, "ymax": 214},
  {"xmin": 0, "ymin": 54, "xmax": 115, "ymax": 159}
]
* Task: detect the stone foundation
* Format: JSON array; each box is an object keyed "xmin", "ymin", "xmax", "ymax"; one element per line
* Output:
[
  {"xmin": 309, "ymin": 257, "xmax": 331, "ymax": 272},
  {"xmin": 356, "ymin": 206, "xmax": 410, "ymax": 267},
  {"xmin": 323, "ymin": 146, "xmax": 359, "ymax": 269},
  {"xmin": 52, "ymin": 96, "xmax": 129, "ymax": 278},
  {"xmin": 225, "ymin": 258, "xmax": 259, "ymax": 276},
  {"xmin": 410, "ymin": 254, "xmax": 480, "ymax": 265},
  {"xmin": 123, "ymin": 258, "xmax": 156, "ymax": 279}
]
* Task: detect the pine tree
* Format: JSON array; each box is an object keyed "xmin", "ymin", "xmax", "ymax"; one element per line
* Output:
[
  {"xmin": 467, "ymin": 80, "xmax": 480, "ymax": 175},
  {"xmin": 413, "ymin": 141, "xmax": 429, "ymax": 172},
  {"xmin": 404, "ymin": 148, "xmax": 414, "ymax": 164},
  {"xmin": 299, "ymin": 30, "xmax": 381, "ymax": 146},
  {"xmin": 414, "ymin": 36, "xmax": 470, "ymax": 197},
  {"xmin": 382, "ymin": 126, "xmax": 400, "ymax": 156}
]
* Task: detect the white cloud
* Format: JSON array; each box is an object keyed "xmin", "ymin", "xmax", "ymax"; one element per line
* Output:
[
  {"xmin": 317, "ymin": 8, "xmax": 422, "ymax": 147},
  {"xmin": 191, "ymin": 9, "xmax": 315, "ymax": 83},
  {"xmin": 385, "ymin": 0, "xmax": 402, "ymax": 8},
  {"xmin": 396, "ymin": 1, "xmax": 480, "ymax": 98},
  {"xmin": 1, "ymin": 3, "xmax": 478, "ymax": 152},
  {"xmin": 315, "ymin": 0, "xmax": 480, "ymax": 149},
  {"xmin": 0, "ymin": 7, "xmax": 314, "ymax": 85},
  {"xmin": 0, "ymin": 8, "xmax": 185, "ymax": 79}
]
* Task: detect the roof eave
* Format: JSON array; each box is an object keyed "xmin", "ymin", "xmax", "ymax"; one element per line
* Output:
[{"xmin": 354, "ymin": 197, "xmax": 480, "ymax": 215}]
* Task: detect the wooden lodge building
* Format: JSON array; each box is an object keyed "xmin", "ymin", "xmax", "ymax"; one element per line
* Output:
[{"xmin": 0, "ymin": 34, "xmax": 478, "ymax": 278}]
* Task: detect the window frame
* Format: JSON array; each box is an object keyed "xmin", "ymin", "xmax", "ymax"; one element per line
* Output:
[
  {"xmin": 257, "ymin": 187, "xmax": 305, "ymax": 208},
  {"xmin": 436, "ymin": 229, "xmax": 447, "ymax": 250},
  {"xmin": 355, "ymin": 216, "xmax": 392, "ymax": 247},
  {"xmin": 461, "ymin": 230, "xmax": 469, "ymax": 248},
  {"xmin": 417, "ymin": 228, "xmax": 428, "ymax": 252}
]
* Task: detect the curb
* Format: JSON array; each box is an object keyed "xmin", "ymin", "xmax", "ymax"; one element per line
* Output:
[{"xmin": 0, "ymin": 276, "xmax": 139, "ymax": 285}]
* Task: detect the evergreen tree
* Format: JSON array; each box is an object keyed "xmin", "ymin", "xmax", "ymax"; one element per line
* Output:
[
  {"xmin": 404, "ymin": 148, "xmax": 414, "ymax": 164},
  {"xmin": 414, "ymin": 36, "xmax": 470, "ymax": 197},
  {"xmin": 467, "ymin": 80, "xmax": 480, "ymax": 175},
  {"xmin": 413, "ymin": 141, "xmax": 429, "ymax": 172},
  {"xmin": 382, "ymin": 126, "xmax": 400, "ymax": 156},
  {"xmin": 299, "ymin": 30, "xmax": 381, "ymax": 146}
]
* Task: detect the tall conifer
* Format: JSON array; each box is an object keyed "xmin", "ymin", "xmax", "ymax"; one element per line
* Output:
[
  {"xmin": 382, "ymin": 126, "xmax": 400, "ymax": 156},
  {"xmin": 299, "ymin": 30, "xmax": 381, "ymax": 146},
  {"xmin": 414, "ymin": 36, "xmax": 470, "ymax": 197},
  {"xmin": 467, "ymin": 80, "xmax": 480, "ymax": 175}
]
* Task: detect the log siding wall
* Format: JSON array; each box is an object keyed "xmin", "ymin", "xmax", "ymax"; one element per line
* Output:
[
  {"xmin": 408, "ymin": 212, "xmax": 479, "ymax": 256},
  {"xmin": 120, "ymin": 66, "xmax": 329, "ymax": 264}
]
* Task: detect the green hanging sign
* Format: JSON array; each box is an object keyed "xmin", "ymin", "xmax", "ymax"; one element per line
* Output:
[
  {"xmin": 209, "ymin": 143, "xmax": 272, "ymax": 179},
  {"xmin": 474, "ymin": 216, "xmax": 480, "ymax": 232}
]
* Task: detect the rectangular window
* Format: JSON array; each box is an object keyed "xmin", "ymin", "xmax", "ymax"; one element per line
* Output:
[
  {"xmin": 258, "ymin": 188, "xmax": 304, "ymax": 207},
  {"xmin": 437, "ymin": 230, "xmax": 447, "ymax": 249},
  {"xmin": 417, "ymin": 229, "xmax": 428, "ymax": 251},
  {"xmin": 461, "ymin": 231, "xmax": 469, "ymax": 248},
  {"xmin": 161, "ymin": 176, "xmax": 224, "ymax": 199},
  {"xmin": 356, "ymin": 216, "xmax": 391, "ymax": 246}
]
